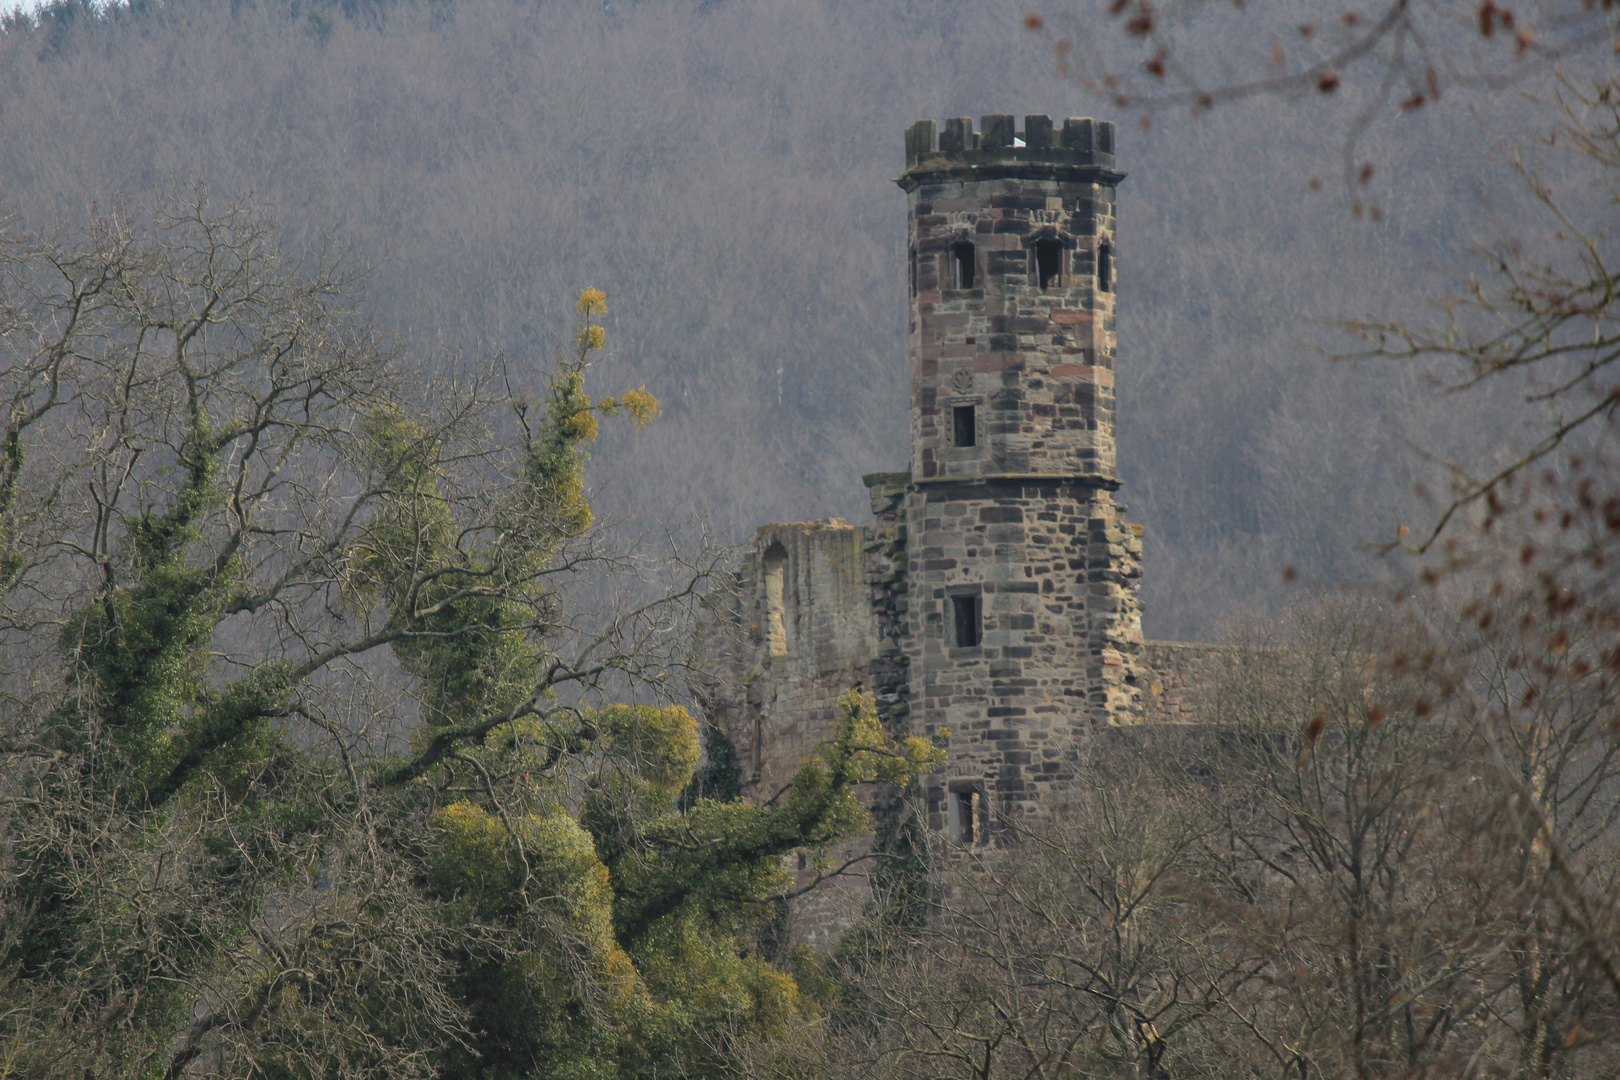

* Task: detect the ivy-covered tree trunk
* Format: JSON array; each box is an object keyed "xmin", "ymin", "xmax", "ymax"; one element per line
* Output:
[{"xmin": 0, "ymin": 193, "xmax": 941, "ymax": 1080}]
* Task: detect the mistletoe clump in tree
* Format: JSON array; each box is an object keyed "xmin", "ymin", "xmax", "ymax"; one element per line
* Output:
[{"xmin": 0, "ymin": 191, "xmax": 943, "ymax": 1080}]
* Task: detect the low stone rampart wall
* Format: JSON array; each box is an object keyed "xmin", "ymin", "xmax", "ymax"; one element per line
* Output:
[{"xmin": 1138, "ymin": 639, "xmax": 1229, "ymax": 724}]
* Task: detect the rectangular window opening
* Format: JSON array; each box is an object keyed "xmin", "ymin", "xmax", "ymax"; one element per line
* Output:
[
  {"xmin": 952, "ymin": 404, "xmax": 976, "ymax": 448},
  {"xmin": 763, "ymin": 545, "xmax": 789, "ymax": 656},
  {"xmin": 909, "ymin": 244, "xmax": 918, "ymax": 297},
  {"xmin": 952, "ymin": 594, "xmax": 982, "ymax": 648},
  {"xmin": 954, "ymin": 788, "xmax": 983, "ymax": 845},
  {"xmin": 1036, "ymin": 239, "xmax": 1063, "ymax": 290},
  {"xmin": 952, "ymin": 241, "xmax": 975, "ymax": 290},
  {"xmin": 1098, "ymin": 241, "xmax": 1113, "ymax": 294}
]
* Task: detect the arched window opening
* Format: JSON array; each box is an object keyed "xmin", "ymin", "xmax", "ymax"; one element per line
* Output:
[
  {"xmin": 1035, "ymin": 238, "xmax": 1063, "ymax": 290},
  {"xmin": 952, "ymin": 241, "xmax": 976, "ymax": 290},
  {"xmin": 1098, "ymin": 240, "xmax": 1114, "ymax": 294},
  {"xmin": 763, "ymin": 543, "xmax": 790, "ymax": 656}
]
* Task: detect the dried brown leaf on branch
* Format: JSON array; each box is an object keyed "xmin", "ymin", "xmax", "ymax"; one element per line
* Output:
[{"xmin": 1027, "ymin": 0, "xmax": 1618, "ymax": 196}]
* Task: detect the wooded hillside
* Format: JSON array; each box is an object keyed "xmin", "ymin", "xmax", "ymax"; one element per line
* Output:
[{"xmin": 2, "ymin": 0, "xmax": 1598, "ymax": 638}]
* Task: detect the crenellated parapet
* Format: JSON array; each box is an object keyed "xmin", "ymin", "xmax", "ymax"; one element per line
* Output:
[
  {"xmin": 894, "ymin": 109, "xmax": 1145, "ymax": 847},
  {"xmin": 698, "ymin": 110, "xmax": 1188, "ymax": 948},
  {"xmin": 899, "ymin": 114, "xmax": 1123, "ymax": 191}
]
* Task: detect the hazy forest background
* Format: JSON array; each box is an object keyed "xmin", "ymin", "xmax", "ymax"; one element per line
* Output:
[
  {"xmin": 3, "ymin": 0, "xmax": 1604, "ymax": 640},
  {"xmin": 4, "ymin": 4, "xmax": 1619, "ymax": 1079}
]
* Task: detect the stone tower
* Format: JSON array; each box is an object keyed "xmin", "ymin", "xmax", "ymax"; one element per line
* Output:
[
  {"xmin": 704, "ymin": 114, "xmax": 1163, "ymax": 925},
  {"xmin": 877, "ymin": 113, "xmax": 1145, "ymax": 844}
]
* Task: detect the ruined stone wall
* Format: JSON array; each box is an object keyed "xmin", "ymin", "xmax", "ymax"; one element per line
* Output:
[
  {"xmin": 704, "ymin": 521, "xmax": 1220, "ymax": 947},
  {"xmin": 699, "ymin": 519, "xmax": 889, "ymax": 950},
  {"xmin": 715, "ymin": 519, "xmax": 877, "ymax": 797},
  {"xmin": 863, "ymin": 473, "xmax": 912, "ymax": 732},
  {"xmin": 1138, "ymin": 640, "xmax": 1232, "ymax": 724}
]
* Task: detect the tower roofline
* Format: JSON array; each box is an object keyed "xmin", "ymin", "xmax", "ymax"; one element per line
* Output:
[{"xmin": 896, "ymin": 114, "xmax": 1126, "ymax": 191}]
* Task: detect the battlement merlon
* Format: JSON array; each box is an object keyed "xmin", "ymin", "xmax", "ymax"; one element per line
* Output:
[{"xmin": 897, "ymin": 115, "xmax": 1126, "ymax": 192}]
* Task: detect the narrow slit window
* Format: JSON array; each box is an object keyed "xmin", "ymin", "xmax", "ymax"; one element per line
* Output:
[
  {"xmin": 952, "ymin": 404, "xmax": 976, "ymax": 448},
  {"xmin": 763, "ymin": 544, "xmax": 789, "ymax": 656},
  {"xmin": 952, "ymin": 241, "xmax": 975, "ymax": 290},
  {"xmin": 1035, "ymin": 238, "xmax": 1063, "ymax": 289},
  {"xmin": 952, "ymin": 594, "xmax": 981, "ymax": 648},
  {"xmin": 954, "ymin": 788, "xmax": 982, "ymax": 844},
  {"xmin": 1097, "ymin": 240, "xmax": 1113, "ymax": 294},
  {"xmin": 909, "ymin": 244, "xmax": 918, "ymax": 297}
]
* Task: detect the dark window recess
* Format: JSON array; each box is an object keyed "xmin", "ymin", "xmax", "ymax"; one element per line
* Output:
[
  {"xmin": 955, "ymin": 789, "xmax": 982, "ymax": 844},
  {"xmin": 1098, "ymin": 241, "xmax": 1114, "ymax": 294},
  {"xmin": 909, "ymin": 244, "xmax": 918, "ymax": 297},
  {"xmin": 952, "ymin": 241, "xmax": 976, "ymax": 290},
  {"xmin": 952, "ymin": 404, "xmax": 977, "ymax": 448},
  {"xmin": 952, "ymin": 595, "xmax": 982, "ymax": 648},
  {"xmin": 1035, "ymin": 238, "xmax": 1063, "ymax": 289}
]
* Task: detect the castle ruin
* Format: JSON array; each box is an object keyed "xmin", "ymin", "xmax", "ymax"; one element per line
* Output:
[{"xmin": 702, "ymin": 115, "xmax": 1220, "ymax": 946}]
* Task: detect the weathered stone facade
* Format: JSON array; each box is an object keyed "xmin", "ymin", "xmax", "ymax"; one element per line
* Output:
[
  {"xmin": 1139, "ymin": 640, "xmax": 1234, "ymax": 724},
  {"xmin": 714, "ymin": 519, "xmax": 876, "ymax": 798},
  {"xmin": 705, "ymin": 115, "xmax": 1222, "ymax": 945}
]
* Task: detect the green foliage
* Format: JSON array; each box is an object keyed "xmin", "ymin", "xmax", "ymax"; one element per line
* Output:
[
  {"xmin": 46, "ymin": 416, "xmax": 298, "ymax": 813},
  {"xmin": 418, "ymin": 691, "xmax": 942, "ymax": 1078},
  {"xmin": 350, "ymin": 401, "xmax": 534, "ymax": 729},
  {"xmin": 0, "ymin": 425, "xmax": 28, "ymax": 589},
  {"xmin": 349, "ymin": 291, "xmax": 660, "ymax": 736},
  {"xmin": 513, "ymin": 288, "xmax": 635, "ymax": 543},
  {"xmin": 0, "ymin": 215, "xmax": 933, "ymax": 1076},
  {"xmin": 599, "ymin": 690, "xmax": 944, "ymax": 947},
  {"xmin": 861, "ymin": 778, "xmax": 933, "ymax": 932},
  {"xmin": 680, "ymin": 719, "xmax": 745, "ymax": 809}
]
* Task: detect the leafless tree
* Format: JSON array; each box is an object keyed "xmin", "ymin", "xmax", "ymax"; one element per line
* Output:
[
  {"xmin": 789, "ymin": 593, "xmax": 1620, "ymax": 1080},
  {"xmin": 1185, "ymin": 597, "xmax": 1618, "ymax": 1079},
  {"xmin": 1335, "ymin": 76, "xmax": 1619, "ymax": 556},
  {"xmin": 1026, "ymin": 0, "xmax": 1619, "ymax": 199},
  {"xmin": 0, "ymin": 0, "xmax": 1581, "ymax": 640},
  {"xmin": 0, "ymin": 186, "xmax": 723, "ymax": 1078}
]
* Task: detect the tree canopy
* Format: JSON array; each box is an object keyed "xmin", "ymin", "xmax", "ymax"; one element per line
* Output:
[{"xmin": 0, "ymin": 190, "xmax": 943, "ymax": 1079}]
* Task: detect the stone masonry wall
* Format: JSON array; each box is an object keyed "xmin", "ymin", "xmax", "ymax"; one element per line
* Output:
[
  {"xmin": 908, "ymin": 175, "xmax": 1119, "ymax": 483},
  {"xmin": 899, "ymin": 115, "xmax": 1143, "ymax": 847},
  {"xmin": 1138, "ymin": 640, "xmax": 1232, "ymax": 724},
  {"xmin": 696, "ymin": 114, "xmax": 1227, "ymax": 949},
  {"xmin": 705, "ymin": 518, "xmax": 885, "ymax": 950},
  {"xmin": 716, "ymin": 519, "xmax": 877, "ymax": 797},
  {"xmin": 901, "ymin": 482, "xmax": 1145, "ymax": 838},
  {"xmin": 704, "ymin": 521, "xmax": 1218, "ymax": 947},
  {"xmin": 863, "ymin": 472, "xmax": 912, "ymax": 733}
]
